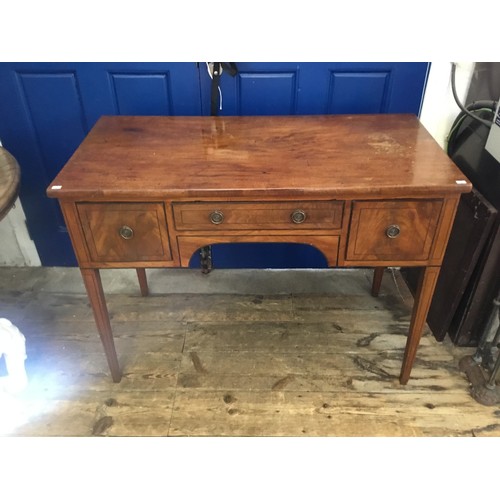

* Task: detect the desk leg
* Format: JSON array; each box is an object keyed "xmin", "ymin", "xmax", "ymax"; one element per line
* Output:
[
  {"xmin": 371, "ymin": 267, "xmax": 386, "ymax": 297},
  {"xmin": 400, "ymin": 266, "xmax": 440, "ymax": 385},
  {"xmin": 136, "ymin": 268, "xmax": 149, "ymax": 297},
  {"xmin": 80, "ymin": 268, "xmax": 122, "ymax": 382}
]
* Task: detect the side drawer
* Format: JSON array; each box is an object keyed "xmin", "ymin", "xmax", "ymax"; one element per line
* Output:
[
  {"xmin": 77, "ymin": 202, "xmax": 172, "ymax": 263},
  {"xmin": 346, "ymin": 200, "xmax": 443, "ymax": 262},
  {"xmin": 173, "ymin": 201, "xmax": 344, "ymax": 231}
]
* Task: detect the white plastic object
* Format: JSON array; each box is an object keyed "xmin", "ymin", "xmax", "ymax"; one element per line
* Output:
[{"xmin": 0, "ymin": 318, "xmax": 28, "ymax": 393}]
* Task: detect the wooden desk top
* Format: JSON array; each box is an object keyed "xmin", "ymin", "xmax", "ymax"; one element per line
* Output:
[{"xmin": 47, "ymin": 114, "xmax": 471, "ymax": 200}]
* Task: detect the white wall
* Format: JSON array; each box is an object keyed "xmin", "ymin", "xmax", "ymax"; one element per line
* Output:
[
  {"xmin": 420, "ymin": 62, "xmax": 475, "ymax": 148},
  {"xmin": 0, "ymin": 200, "xmax": 41, "ymax": 266},
  {"xmin": 0, "ymin": 62, "xmax": 476, "ymax": 267}
]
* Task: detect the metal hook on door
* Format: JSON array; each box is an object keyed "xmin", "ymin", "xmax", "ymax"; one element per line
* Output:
[{"xmin": 205, "ymin": 62, "xmax": 238, "ymax": 116}]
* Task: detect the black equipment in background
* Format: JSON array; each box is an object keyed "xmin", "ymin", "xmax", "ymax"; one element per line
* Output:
[{"xmin": 207, "ymin": 62, "xmax": 238, "ymax": 116}]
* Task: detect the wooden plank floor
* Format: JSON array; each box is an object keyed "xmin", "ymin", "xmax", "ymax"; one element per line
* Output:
[{"xmin": 1, "ymin": 266, "xmax": 499, "ymax": 437}]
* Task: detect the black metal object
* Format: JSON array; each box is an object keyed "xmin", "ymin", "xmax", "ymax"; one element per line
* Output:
[
  {"xmin": 459, "ymin": 290, "xmax": 500, "ymax": 405},
  {"xmin": 459, "ymin": 355, "xmax": 500, "ymax": 406},
  {"xmin": 209, "ymin": 62, "xmax": 238, "ymax": 116},
  {"xmin": 446, "ymin": 202, "xmax": 500, "ymax": 346},
  {"xmin": 199, "ymin": 245, "xmax": 212, "ymax": 275},
  {"xmin": 427, "ymin": 190, "xmax": 495, "ymax": 342}
]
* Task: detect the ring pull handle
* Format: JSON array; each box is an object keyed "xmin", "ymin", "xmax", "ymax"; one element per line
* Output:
[
  {"xmin": 386, "ymin": 224, "xmax": 401, "ymax": 239},
  {"xmin": 209, "ymin": 210, "xmax": 224, "ymax": 225},
  {"xmin": 119, "ymin": 225, "xmax": 134, "ymax": 240},
  {"xmin": 291, "ymin": 209, "xmax": 306, "ymax": 224}
]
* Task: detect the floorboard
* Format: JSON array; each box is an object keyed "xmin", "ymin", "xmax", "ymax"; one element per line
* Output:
[{"xmin": 0, "ymin": 267, "xmax": 498, "ymax": 437}]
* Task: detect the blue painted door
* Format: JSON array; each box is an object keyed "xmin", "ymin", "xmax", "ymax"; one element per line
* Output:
[
  {"xmin": 0, "ymin": 62, "xmax": 429, "ymax": 267},
  {"xmin": 200, "ymin": 62, "xmax": 428, "ymax": 116}
]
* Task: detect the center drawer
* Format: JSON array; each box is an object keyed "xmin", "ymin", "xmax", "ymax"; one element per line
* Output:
[{"xmin": 172, "ymin": 201, "xmax": 344, "ymax": 231}]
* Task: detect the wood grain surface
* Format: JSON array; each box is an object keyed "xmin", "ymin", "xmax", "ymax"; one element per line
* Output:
[{"xmin": 46, "ymin": 115, "xmax": 471, "ymax": 200}]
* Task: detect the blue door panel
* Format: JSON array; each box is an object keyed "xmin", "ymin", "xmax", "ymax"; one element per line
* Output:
[
  {"xmin": 110, "ymin": 73, "xmax": 173, "ymax": 115},
  {"xmin": 328, "ymin": 71, "xmax": 390, "ymax": 114},
  {"xmin": 238, "ymin": 72, "xmax": 298, "ymax": 115},
  {"xmin": 295, "ymin": 62, "xmax": 428, "ymax": 115},
  {"xmin": 76, "ymin": 63, "xmax": 202, "ymax": 128},
  {"xmin": 0, "ymin": 62, "xmax": 429, "ymax": 267},
  {"xmin": 17, "ymin": 71, "xmax": 89, "ymax": 182},
  {"xmin": 16, "ymin": 71, "xmax": 90, "ymax": 263}
]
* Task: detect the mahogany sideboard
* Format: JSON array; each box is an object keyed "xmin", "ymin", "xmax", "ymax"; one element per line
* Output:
[{"xmin": 47, "ymin": 115, "xmax": 472, "ymax": 384}]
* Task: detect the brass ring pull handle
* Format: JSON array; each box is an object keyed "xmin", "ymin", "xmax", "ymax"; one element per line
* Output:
[
  {"xmin": 386, "ymin": 224, "xmax": 401, "ymax": 239},
  {"xmin": 291, "ymin": 209, "xmax": 306, "ymax": 224},
  {"xmin": 119, "ymin": 225, "xmax": 134, "ymax": 240},
  {"xmin": 209, "ymin": 210, "xmax": 224, "ymax": 225}
]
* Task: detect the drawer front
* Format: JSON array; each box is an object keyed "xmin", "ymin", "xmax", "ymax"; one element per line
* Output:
[
  {"xmin": 346, "ymin": 200, "xmax": 443, "ymax": 262},
  {"xmin": 77, "ymin": 203, "xmax": 172, "ymax": 262},
  {"xmin": 177, "ymin": 235, "xmax": 339, "ymax": 267},
  {"xmin": 173, "ymin": 201, "xmax": 344, "ymax": 231}
]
